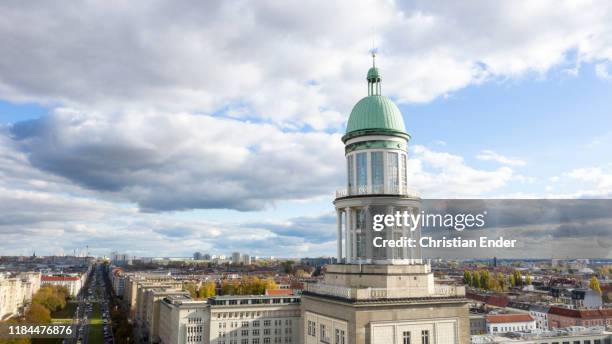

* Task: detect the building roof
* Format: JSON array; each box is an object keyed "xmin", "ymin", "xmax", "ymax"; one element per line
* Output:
[
  {"xmin": 549, "ymin": 306, "xmax": 612, "ymax": 319},
  {"xmin": 486, "ymin": 314, "xmax": 535, "ymax": 324},
  {"xmin": 345, "ymin": 95, "xmax": 405, "ymax": 136}
]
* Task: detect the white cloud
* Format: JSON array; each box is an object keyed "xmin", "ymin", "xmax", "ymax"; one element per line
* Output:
[
  {"xmin": 408, "ymin": 145, "xmax": 517, "ymax": 197},
  {"xmin": 476, "ymin": 150, "xmax": 526, "ymax": 166},
  {"xmin": 2, "ymin": 1, "xmax": 612, "ymax": 128}
]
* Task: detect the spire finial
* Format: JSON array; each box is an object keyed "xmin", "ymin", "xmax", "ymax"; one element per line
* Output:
[{"xmin": 371, "ymin": 48, "xmax": 377, "ymax": 67}]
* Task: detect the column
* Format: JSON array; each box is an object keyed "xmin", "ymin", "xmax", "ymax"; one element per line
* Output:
[
  {"xmin": 336, "ymin": 210, "xmax": 343, "ymax": 261},
  {"xmin": 386, "ymin": 206, "xmax": 394, "ymax": 262},
  {"xmin": 364, "ymin": 205, "xmax": 373, "ymax": 263},
  {"xmin": 352, "ymin": 209, "xmax": 358, "ymax": 261},
  {"xmin": 345, "ymin": 207, "xmax": 352, "ymax": 264}
]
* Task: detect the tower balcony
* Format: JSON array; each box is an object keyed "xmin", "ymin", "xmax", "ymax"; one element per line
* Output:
[{"xmin": 335, "ymin": 185, "xmax": 420, "ymax": 199}]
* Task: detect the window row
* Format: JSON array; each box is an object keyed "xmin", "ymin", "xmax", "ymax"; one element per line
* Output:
[{"xmin": 347, "ymin": 151, "xmax": 408, "ymax": 194}]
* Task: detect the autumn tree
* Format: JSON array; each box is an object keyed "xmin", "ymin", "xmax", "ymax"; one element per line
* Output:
[
  {"xmin": 198, "ymin": 281, "xmax": 217, "ymax": 298},
  {"xmin": 25, "ymin": 303, "xmax": 51, "ymax": 323},
  {"xmin": 589, "ymin": 276, "xmax": 602, "ymax": 294}
]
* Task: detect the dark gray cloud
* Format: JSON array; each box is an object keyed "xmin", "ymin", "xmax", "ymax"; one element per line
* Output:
[{"xmin": 8, "ymin": 112, "xmax": 344, "ymax": 211}]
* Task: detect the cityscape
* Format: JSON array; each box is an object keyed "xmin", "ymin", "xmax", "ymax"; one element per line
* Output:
[{"xmin": 2, "ymin": 2, "xmax": 612, "ymax": 344}]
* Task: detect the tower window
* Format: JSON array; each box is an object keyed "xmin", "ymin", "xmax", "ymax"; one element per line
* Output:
[
  {"xmin": 386, "ymin": 152, "xmax": 399, "ymax": 193},
  {"xmin": 347, "ymin": 155, "xmax": 354, "ymax": 192},
  {"xmin": 356, "ymin": 152, "xmax": 367, "ymax": 193},
  {"xmin": 371, "ymin": 152, "xmax": 384, "ymax": 193}
]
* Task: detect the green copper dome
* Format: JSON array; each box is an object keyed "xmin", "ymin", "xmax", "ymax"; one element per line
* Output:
[
  {"xmin": 342, "ymin": 54, "xmax": 409, "ymax": 142},
  {"xmin": 346, "ymin": 95, "xmax": 405, "ymax": 134},
  {"xmin": 367, "ymin": 67, "xmax": 380, "ymax": 80}
]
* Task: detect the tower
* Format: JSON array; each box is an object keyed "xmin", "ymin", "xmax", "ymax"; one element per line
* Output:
[{"xmin": 301, "ymin": 54, "xmax": 470, "ymax": 344}]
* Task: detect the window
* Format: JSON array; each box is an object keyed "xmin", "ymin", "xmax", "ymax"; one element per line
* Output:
[
  {"xmin": 253, "ymin": 330, "xmax": 259, "ymax": 335},
  {"xmin": 264, "ymin": 329, "xmax": 271, "ymax": 335},
  {"xmin": 242, "ymin": 321, "xmax": 249, "ymax": 327},
  {"xmin": 252, "ymin": 340, "xmax": 260, "ymax": 344},
  {"xmin": 242, "ymin": 330, "xmax": 248, "ymax": 336},
  {"xmin": 371, "ymin": 151, "xmax": 384, "ymax": 193},
  {"xmin": 253, "ymin": 321, "xmax": 260, "ymax": 327},
  {"xmin": 335, "ymin": 329, "xmax": 345, "ymax": 344},
  {"xmin": 403, "ymin": 331, "xmax": 411, "ymax": 344},
  {"xmin": 264, "ymin": 320, "xmax": 271, "ymax": 326},
  {"xmin": 400, "ymin": 153, "xmax": 407, "ymax": 193},
  {"xmin": 421, "ymin": 330, "xmax": 429, "ymax": 344},
  {"xmin": 264, "ymin": 339, "xmax": 271, "ymax": 344},
  {"xmin": 356, "ymin": 152, "xmax": 367, "ymax": 193},
  {"xmin": 320, "ymin": 324, "xmax": 329, "ymax": 343},
  {"xmin": 386, "ymin": 152, "xmax": 399, "ymax": 193},
  {"xmin": 347, "ymin": 155, "xmax": 354, "ymax": 192}
]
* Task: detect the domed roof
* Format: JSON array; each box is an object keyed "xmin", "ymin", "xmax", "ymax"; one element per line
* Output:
[
  {"xmin": 367, "ymin": 67, "xmax": 380, "ymax": 80},
  {"xmin": 346, "ymin": 95, "xmax": 405, "ymax": 134}
]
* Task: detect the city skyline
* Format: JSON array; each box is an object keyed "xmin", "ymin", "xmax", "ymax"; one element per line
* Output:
[{"xmin": 1, "ymin": 1, "xmax": 612, "ymax": 257}]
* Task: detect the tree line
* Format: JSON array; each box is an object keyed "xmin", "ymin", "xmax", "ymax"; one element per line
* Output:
[{"xmin": 463, "ymin": 270, "xmax": 531, "ymax": 291}]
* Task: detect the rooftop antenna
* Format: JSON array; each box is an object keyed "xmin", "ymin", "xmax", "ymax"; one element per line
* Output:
[{"xmin": 370, "ymin": 27, "xmax": 378, "ymax": 67}]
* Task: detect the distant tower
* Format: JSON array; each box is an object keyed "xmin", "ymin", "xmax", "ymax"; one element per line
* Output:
[{"xmin": 302, "ymin": 53, "xmax": 470, "ymax": 344}]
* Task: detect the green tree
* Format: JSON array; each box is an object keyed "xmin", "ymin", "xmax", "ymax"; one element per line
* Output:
[
  {"xmin": 463, "ymin": 270, "xmax": 472, "ymax": 286},
  {"xmin": 525, "ymin": 274, "xmax": 532, "ymax": 285},
  {"xmin": 472, "ymin": 271, "xmax": 481, "ymax": 289}
]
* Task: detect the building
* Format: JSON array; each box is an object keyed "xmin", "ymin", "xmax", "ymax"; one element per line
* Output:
[
  {"xmin": 469, "ymin": 314, "xmax": 486, "ymax": 335},
  {"xmin": 231, "ymin": 252, "xmax": 241, "ymax": 265},
  {"xmin": 301, "ymin": 54, "xmax": 470, "ymax": 344},
  {"xmin": 158, "ymin": 294, "xmax": 301, "ymax": 344},
  {"xmin": 241, "ymin": 254, "xmax": 251, "ymax": 265},
  {"xmin": 485, "ymin": 314, "xmax": 536, "ymax": 334},
  {"xmin": 528, "ymin": 305, "xmax": 550, "ymax": 330},
  {"xmin": 0, "ymin": 272, "xmax": 41, "ymax": 319},
  {"xmin": 144, "ymin": 288, "xmax": 190, "ymax": 344},
  {"xmin": 473, "ymin": 327, "xmax": 612, "ymax": 344},
  {"xmin": 41, "ymin": 273, "xmax": 86, "ymax": 297},
  {"xmin": 548, "ymin": 307, "xmax": 612, "ymax": 329}
]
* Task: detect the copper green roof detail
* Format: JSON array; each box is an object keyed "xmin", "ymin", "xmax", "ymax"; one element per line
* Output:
[
  {"xmin": 367, "ymin": 67, "xmax": 380, "ymax": 80},
  {"xmin": 345, "ymin": 95, "xmax": 406, "ymax": 134}
]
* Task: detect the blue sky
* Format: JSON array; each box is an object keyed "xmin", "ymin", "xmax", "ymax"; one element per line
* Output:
[{"xmin": 1, "ymin": 1, "xmax": 612, "ymax": 258}]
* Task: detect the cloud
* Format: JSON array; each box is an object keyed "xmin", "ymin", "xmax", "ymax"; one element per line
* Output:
[
  {"xmin": 8, "ymin": 109, "xmax": 344, "ymax": 211},
  {"xmin": 2, "ymin": 1, "xmax": 612, "ymax": 129},
  {"xmin": 409, "ymin": 145, "xmax": 517, "ymax": 197},
  {"xmin": 476, "ymin": 150, "xmax": 526, "ymax": 166}
]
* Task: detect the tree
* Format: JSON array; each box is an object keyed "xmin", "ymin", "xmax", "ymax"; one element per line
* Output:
[
  {"xmin": 463, "ymin": 271, "xmax": 472, "ymax": 286},
  {"xmin": 25, "ymin": 303, "xmax": 51, "ymax": 323},
  {"xmin": 589, "ymin": 276, "xmax": 602, "ymax": 294},
  {"xmin": 472, "ymin": 271, "xmax": 481, "ymax": 289},
  {"xmin": 509, "ymin": 273, "xmax": 516, "ymax": 287},
  {"xmin": 496, "ymin": 273, "xmax": 506, "ymax": 291},
  {"xmin": 183, "ymin": 283, "xmax": 198, "ymax": 299},
  {"xmin": 198, "ymin": 281, "xmax": 217, "ymax": 299},
  {"xmin": 525, "ymin": 274, "xmax": 532, "ymax": 285}
]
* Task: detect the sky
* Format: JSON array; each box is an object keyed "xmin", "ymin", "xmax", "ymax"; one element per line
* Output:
[{"xmin": 1, "ymin": 1, "xmax": 612, "ymax": 258}]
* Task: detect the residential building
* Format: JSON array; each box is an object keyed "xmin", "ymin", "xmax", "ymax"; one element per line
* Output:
[
  {"xmin": 41, "ymin": 273, "xmax": 86, "ymax": 297},
  {"xmin": 486, "ymin": 314, "xmax": 536, "ymax": 334},
  {"xmin": 158, "ymin": 294, "xmax": 301, "ymax": 344}
]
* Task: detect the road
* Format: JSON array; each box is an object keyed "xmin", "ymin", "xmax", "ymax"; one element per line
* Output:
[{"xmin": 66, "ymin": 264, "xmax": 114, "ymax": 344}]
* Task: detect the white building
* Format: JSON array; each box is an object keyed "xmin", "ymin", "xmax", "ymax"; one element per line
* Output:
[
  {"xmin": 41, "ymin": 273, "xmax": 87, "ymax": 297},
  {"xmin": 158, "ymin": 294, "xmax": 301, "ymax": 344},
  {"xmin": 528, "ymin": 305, "xmax": 550, "ymax": 330},
  {"xmin": 486, "ymin": 314, "xmax": 536, "ymax": 334},
  {"xmin": 0, "ymin": 272, "xmax": 41, "ymax": 319}
]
